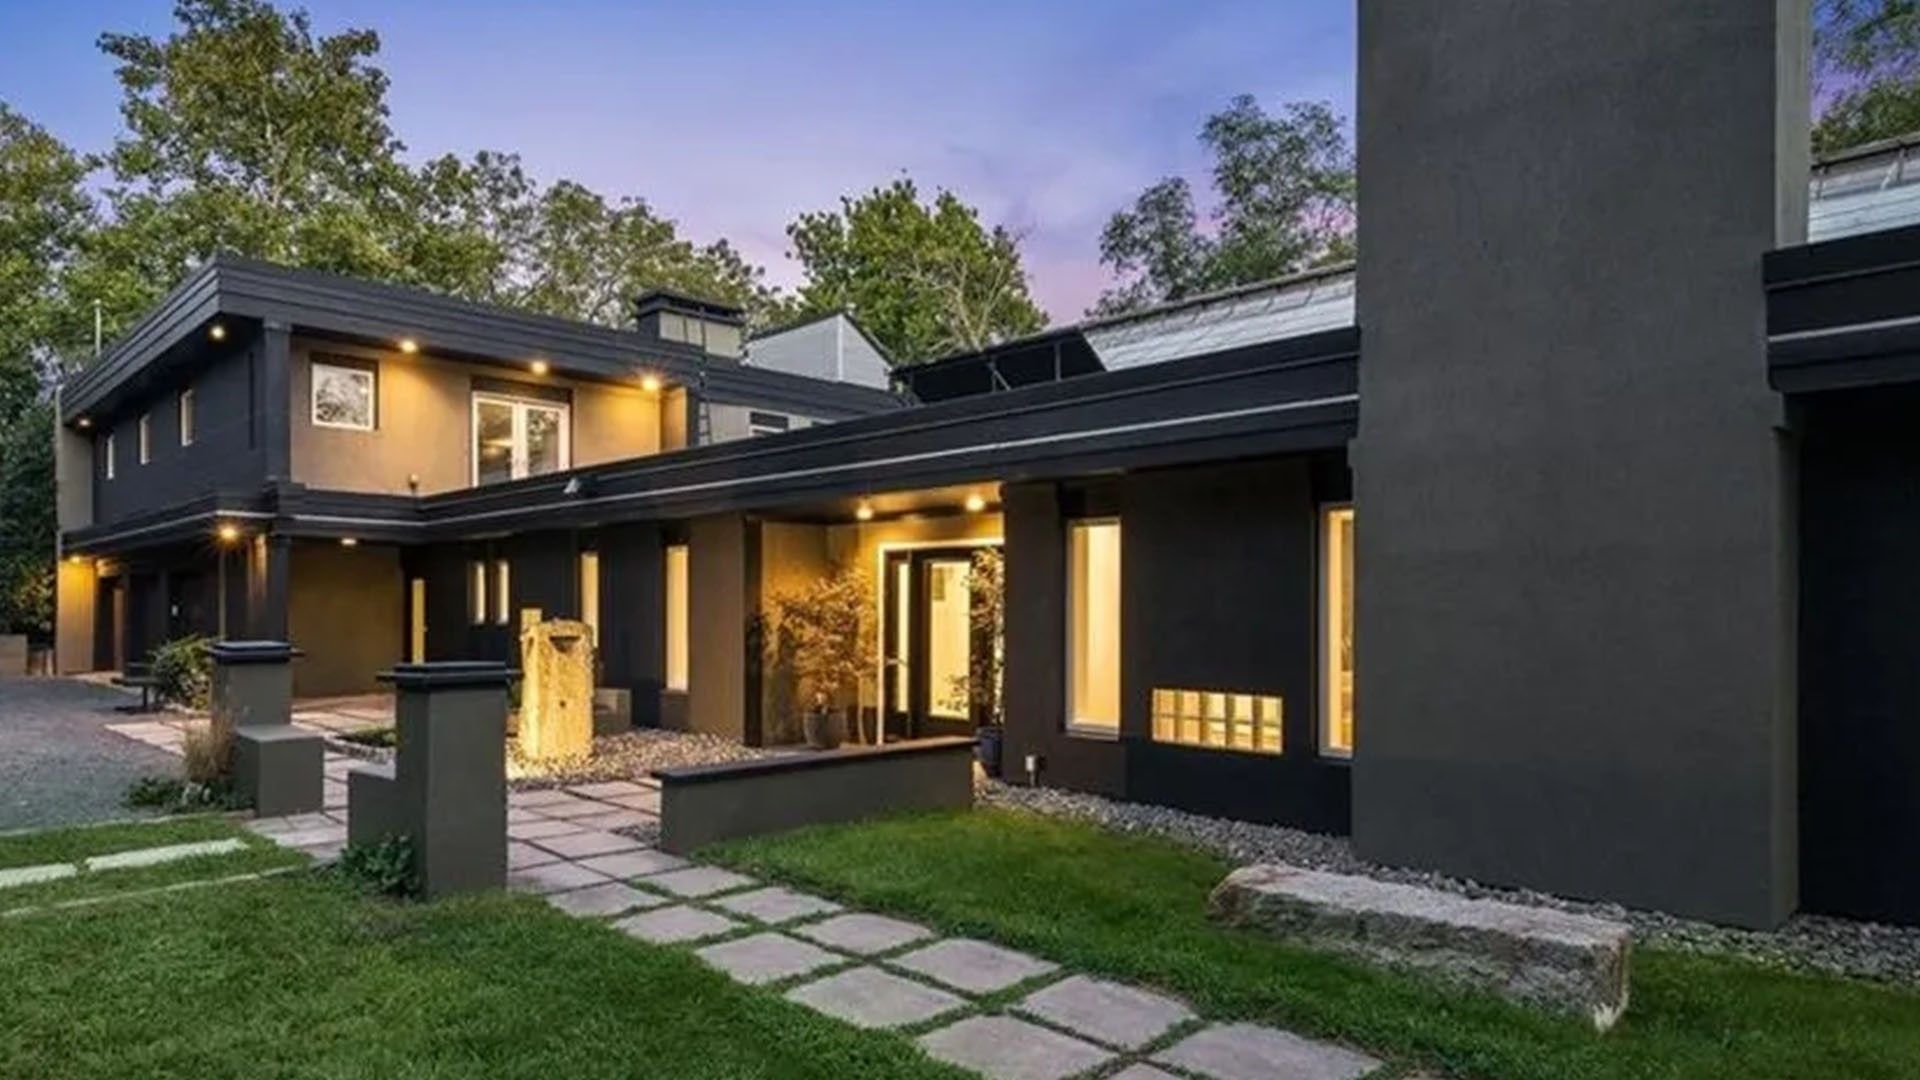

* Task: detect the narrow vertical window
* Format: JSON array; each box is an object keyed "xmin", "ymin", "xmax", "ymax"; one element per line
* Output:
[
  {"xmin": 664, "ymin": 544, "xmax": 689, "ymax": 691},
  {"xmin": 1321, "ymin": 505, "xmax": 1356, "ymax": 756},
  {"xmin": 492, "ymin": 559, "xmax": 511, "ymax": 625},
  {"xmin": 104, "ymin": 433, "xmax": 115, "ymax": 480},
  {"xmin": 579, "ymin": 550, "xmax": 600, "ymax": 645},
  {"xmin": 468, "ymin": 561, "xmax": 487, "ymax": 625},
  {"xmin": 179, "ymin": 389, "xmax": 195, "ymax": 446},
  {"xmin": 138, "ymin": 414, "xmax": 151, "ymax": 465},
  {"xmin": 1066, "ymin": 519, "xmax": 1121, "ymax": 734}
]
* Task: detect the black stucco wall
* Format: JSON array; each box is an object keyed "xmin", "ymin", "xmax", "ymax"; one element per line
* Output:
[{"xmin": 93, "ymin": 336, "xmax": 265, "ymax": 526}]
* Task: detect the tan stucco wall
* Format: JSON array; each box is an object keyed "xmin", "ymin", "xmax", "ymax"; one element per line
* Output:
[
  {"xmin": 289, "ymin": 540, "xmax": 403, "ymax": 697},
  {"xmin": 55, "ymin": 558, "xmax": 97, "ymax": 674},
  {"xmin": 289, "ymin": 339, "xmax": 665, "ymax": 496}
]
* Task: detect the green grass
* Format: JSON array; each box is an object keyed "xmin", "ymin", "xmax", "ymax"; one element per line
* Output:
[
  {"xmin": 707, "ymin": 808, "xmax": 1920, "ymax": 1080},
  {"xmin": 0, "ymin": 867, "xmax": 967, "ymax": 1079},
  {"xmin": 0, "ymin": 815, "xmax": 308, "ymax": 910}
]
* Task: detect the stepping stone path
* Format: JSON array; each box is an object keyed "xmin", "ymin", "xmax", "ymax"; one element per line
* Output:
[
  {"xmin": 1, "ymin": 836, "xmax": 254, "ymax": 900},
  {"xmin": 138, "ymin": 719, "xmax": 1390, "ymax": 1080}
]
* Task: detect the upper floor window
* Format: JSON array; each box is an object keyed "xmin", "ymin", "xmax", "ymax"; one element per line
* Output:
[
  {"xmin": 179, "ymin": 389, "xmax": 195, "ymax": 446},
  {"xmin": 473, "ymin": 391, "xmax": 569, "ymax": 485},
  {"xmin": 137, "ymin": 414, "xmax": 151, "ymax": 465},
  {"xmin": 312, "ymin": 359, "xmax": 375, "ymax": 431},
  {"xmin": 103, "ymin": 433, "xmax": 115, "ymax": 480}
]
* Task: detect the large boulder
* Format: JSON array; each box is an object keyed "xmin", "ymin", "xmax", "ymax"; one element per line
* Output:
[{"xmin": 1209, "ymin": 863, "xmax": 1631, "ymax": 1031}]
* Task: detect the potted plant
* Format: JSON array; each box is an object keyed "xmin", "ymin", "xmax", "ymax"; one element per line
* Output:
[
  {"xmin": 965, "ymin": 547, "xmax": 1007, "ymax": 775},
  {"xmin": 769, "ymin": 567, "xmax": 874, "ymax": 750}
]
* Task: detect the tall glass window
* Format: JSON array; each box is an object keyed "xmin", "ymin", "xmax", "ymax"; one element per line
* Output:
[
  {"xmin": 1321, "ymin": 506, "xmax": 1356, "ymax": 756},
  {"xmin": 579, "ymin": 550, "xmax": 600, "ymax": 645},
  {"xmin": 665, "ymin": 544, "xmax": 689, "ymax": 691},
  {"xmin": 1067, "ymin": 519, "xmax": 1121, "ymax": 734},
  {"xmin": 492, "ymin": 559, "xmax": 511, "ymax": 625}
]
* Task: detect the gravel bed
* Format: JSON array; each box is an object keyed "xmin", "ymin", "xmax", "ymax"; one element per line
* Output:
[
  {"xmin": 508, "ymin": 728, "xmax": 778, "ymax": 788},
  {"xmin": 980, "ymin": 778, "xmax": 1920, "ymax": 988}
]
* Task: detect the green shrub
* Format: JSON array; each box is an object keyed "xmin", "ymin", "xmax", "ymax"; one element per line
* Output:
[
  {"xmin": 123, "ymin": 774, "xmax": 247, "ymax": 813},
  {"xmin": 150, "ymin": 634, "xmax": 213, "ymax": 709},
  {"xmin": 335, "ymin": 834, "xmax": 417, "ymax": 899},
  {"xmin": 339, "ymin": 726, "xmax": 397, "ymax": 748}
]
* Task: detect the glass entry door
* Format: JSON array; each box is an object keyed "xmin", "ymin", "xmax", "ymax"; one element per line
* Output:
[{"xmin": 882, "ymin": 548, "xmax": 984, "ymax": 740}]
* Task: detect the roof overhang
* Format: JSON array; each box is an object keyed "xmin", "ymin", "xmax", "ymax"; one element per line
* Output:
[{"xmin": 1767, "ymin": 222, "xmax": 1920, "ymax": 393}]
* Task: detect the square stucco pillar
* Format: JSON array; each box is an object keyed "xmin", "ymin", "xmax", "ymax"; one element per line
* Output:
[
  {"xmin": 214, "ymin": 640, "xmax": 323, "ymax": 816},
  {"xmin": 1352, "ymin": 0, "xmax": 1808, "ymax": 927},
  {"xmin": 687, "ymin": 514, "xmax": 761, "ymax": 743},
  {"xmin": 374, "ymin": 661, "xmax": 511, "ymax": 898}
]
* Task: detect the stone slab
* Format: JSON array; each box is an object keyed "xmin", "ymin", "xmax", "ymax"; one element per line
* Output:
[
  {"xmin": 84, "ymin": 838, "xmax": 248, "ymax": 871},
  {"xmin": 1106, "ymin": 1067, "xmax": 1182, "ymax": 1080},
  {"xmin": 918, "ymin": 1015, "xmax": 1114, "ymax": 1080},
  {"xmin": 606, "ymin": 790, "xmax": 662, "ymax": 812},
  {"xmin": 535, "ymin": 795, "xmax": 624, "ymax": 819},
  {"xmin": 509, "ymin": 788, "xmax": 583, "ymax": 808},
  {"xmin": 644, "ymin": 866, "xmax": 758, "ymax": 898},
  {"xmin": 892, "ymin": 938, "xmax": 1060, "ymax": 995},
  {"xmin": 532, "ymin": 830, "xmax": 644, "ymax": 860},
  {"xmin": 507, "ymin": 861, "xmax": 611, "ymax": 895},
  {"xmin": 0, "ymin": 863, "xmax": 78, "ymax": 890},
  {"xmin": 546, "ymin": 882, "xmax": 668, "ymax": 918},
  {"xmin": 1209, "ymin": 863, "xmax": 1632, "ymax": 1030},
  {"xmin": 1015, "ymin": 975, "xmax": 1194, "ymax": 1051},
  {"xmin": 614, "ymin": 904, "xmax": 740, "ymax": 944},
  {"xmin": 508, "ymin": 818, "xmax": 587, "ymax": 841},
  {"xmin": 507, "ymin": 841, "xmax": 563, "ymax": 870},
  {"xmin": 269, "ymin": 826, "xmax": 346, "ymax": 850},
  {"xmin": 578, "ymin": 849, "xmax": 689, "ymax": 879},
  {"xmin": 567, "ymin": 810, "xmax": 656, "ymax": 832},
  {"xmin": 695, "ymin": 932, "xmax": 845, "ymax": 986},
  {"xmin": 792, "ymin": 912, "xmax": 932, "ymax": 956},
  {"xmin": 711, "ymin": 885, "xmax": 843, "ymax": 924},
  {"xmin": 784, "ymin": 966, "xmax": 965, "ymax": 1029},
  {"xmin": 1152, "ymin": 1023, "xmax": 1381, "ymax": 1080},
  {"xmin": 567, "ymin": 780, "xmax": 650, "ymax": 799}
]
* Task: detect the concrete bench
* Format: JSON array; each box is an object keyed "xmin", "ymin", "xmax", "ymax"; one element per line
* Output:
[
  {"xmin": 653, "ymin": 736, "xmax": 976, "ymax": 855},
  {"xmin": 1208, "ymin": 863, "xmax": 1632, "ymax": 1031}
]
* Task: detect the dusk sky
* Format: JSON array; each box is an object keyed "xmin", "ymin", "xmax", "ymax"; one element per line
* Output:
[{"xmin": 0, "ymin": 1, "xmax": 1356, "ymax": 322}]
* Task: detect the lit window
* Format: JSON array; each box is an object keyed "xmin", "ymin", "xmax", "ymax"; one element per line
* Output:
[
  {"xmin": 104, "ymin": 433, "xmax": 115, "ymax": 480},
  {"xmin": 1321, "ymin": 505, "xmax": 1355, "ymax": 756},
  {"xmin": 579, "ymin": 550, "xmax": 600, "ymax": 645},
  {"xmin": 468, "ymin": 561, "xmax": 487, "ymax": 625},
  {"xmin": 1153, "ymin": 689, "xmax": 1283, "ymax": 753},
  {"xmin": 179, "ymin": 389, "xmax": 195, "ymax": 446},
  {"xmin": 493, "ymin": 559, "xmax": 511, "ymax": 625},
  {"xmin": 312, "ymin": 360, "xmax": 375, "ymax": 430},
  {"xmin": 1067, "ymin": 519, "xmax": 1120, "ymax": 734},
  {"xmin": 138, "ymin": 414, "xmax": 151, "ymax": 465},
  {"xmin": 472, "ymin": 392, "xmax": 570, "ymax": 485},
  {"xmin": 665, "ymin": 544, "xmax": 689, "ymax": 691}
]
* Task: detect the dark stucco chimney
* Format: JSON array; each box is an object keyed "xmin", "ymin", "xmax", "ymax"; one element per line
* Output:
[
  {"xmin": 1352, "ymin": 0, "xmax": 1811, "ymax": 928},
  {"xmin": 633, "ymin": 290, "xmax": 746, "ymax": 359}
]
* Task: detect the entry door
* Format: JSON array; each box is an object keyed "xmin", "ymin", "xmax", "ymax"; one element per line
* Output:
[{"xmin": 881, "ymin": 549, "xmax": 981, "ymax": 740}]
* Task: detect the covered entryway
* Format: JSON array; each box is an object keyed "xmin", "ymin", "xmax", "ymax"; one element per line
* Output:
[{"xmin": 880, "ymin": 543, "xmax": 1001, "ymax": 740}]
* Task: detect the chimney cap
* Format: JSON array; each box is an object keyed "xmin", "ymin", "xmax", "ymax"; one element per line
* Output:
[{"xmin": 634, "ymin": 288, "xmax": 746, "ymax": 327}]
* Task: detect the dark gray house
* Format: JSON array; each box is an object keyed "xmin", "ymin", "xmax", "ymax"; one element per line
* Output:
[{"xmin": 52, "ymin": 1, "xmax": 1920, "ymax": 931}]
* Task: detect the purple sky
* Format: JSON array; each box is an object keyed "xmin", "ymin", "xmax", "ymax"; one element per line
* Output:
[{"xmin": 0, "ymin": 0, "xmax": 1356, "ymax": 322}]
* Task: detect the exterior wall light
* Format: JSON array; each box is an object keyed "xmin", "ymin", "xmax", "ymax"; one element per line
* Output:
[
  {"xmin": 530, "ymin": 359, "xmax": 551, "ymax": 376},
  {"xmin": 856, "ymin": 500, "xmax": 875, "ymax": 522},
  {"xmin": 217, "ymin": 523, "xmax": 241, "ymax": 544},
  {"xmin": 209, "ymin": 323, "xmax": 227, "ymax": 341},
  {"xmin": 964, "ymin": 492, "xmax": 987, "ymax": 513},
  {"xmin": 399, "ymin": 338, "xmax": 419, "ymax": 354},
  {"xmin": 339, "ymin": 537, "xmax": 358, "ymax": 547},
  {"xmin": 76, "ymin": 417, "xmax": 91, "ymax": 429},
  {"xmin": 641, "ymin": 373, "xmax": 662, "ymax": 393},
  {"xmin": 66, "ymin": 554, "xmax": 84, "ymax": 565}
]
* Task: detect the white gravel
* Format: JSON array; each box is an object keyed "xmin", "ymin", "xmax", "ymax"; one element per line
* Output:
[
  {"xmin": 508, "ymin": 728, "xmax": 778, "ymax": 788},
  {"xmin": 980, "ymin": 778, "xmax": 1920, "ymax": 988}
]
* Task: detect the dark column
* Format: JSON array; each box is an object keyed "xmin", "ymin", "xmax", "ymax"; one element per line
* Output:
[
  {"xmin": 599, "ymin": 523, "xmax": 666, "ymax": 723},
  {"xmin": 1352, "ymin": 1, "xmax": 1809, "ymax": 926},
  {"xmin": 248, "ymin": 534, "xmax": 291, "ymax": 641},
  {"xmin": 259, "ymin": 321, "xmax": 292, "ymax": 481}
]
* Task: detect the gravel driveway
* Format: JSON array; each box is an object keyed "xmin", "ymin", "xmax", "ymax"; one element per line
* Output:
[{"xmin": 0, "ymin": 677, "xmax": 177, "ymax": 831}]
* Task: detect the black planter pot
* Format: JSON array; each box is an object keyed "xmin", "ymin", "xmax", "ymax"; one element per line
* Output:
[
  {"xmin": 803, "ymin": 708, "xmax": 843, "ymax": 750},
  {"xmin": 976, "ymin": 725, "xmax": 1004, "ymax": 777}
]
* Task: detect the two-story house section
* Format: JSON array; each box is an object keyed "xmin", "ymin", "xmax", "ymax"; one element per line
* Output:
[{"xmin": 52, "ymin": 257, "xmax": 898, "ymax": 696}]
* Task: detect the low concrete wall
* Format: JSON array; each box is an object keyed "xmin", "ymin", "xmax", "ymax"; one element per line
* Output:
[{"xmin": 654, "ymin": 736, "xmax": 975, "ymax": 854}]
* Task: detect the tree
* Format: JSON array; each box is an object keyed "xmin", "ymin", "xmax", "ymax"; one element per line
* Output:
[
  {"xmin": 1814, "ymin": 1, "xmax": 1920, "ymax": 154},
  {"xmin": 787, "ymin": 179, "xmax": 1046, "ymax": 363},
  {"xmin": 1093, "ymin": 96, "xmax": 1353, "ymax": 316}
]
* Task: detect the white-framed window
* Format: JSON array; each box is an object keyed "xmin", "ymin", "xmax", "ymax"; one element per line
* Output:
[
  {"xmin": 665, "ymin": 544, "xmax": 689, "ymax": 691},
  {"xmin": 137, "ymin": 414, "xmax": 151, "ymax": 465},
  {"xmin": 492, "ymin": 559, "xmax": 512, "ymax": 625},
  {"xmin": 178, "ymin": 389, "xmax": 195, "ymax": 446},
  {"xmin": 472, "ymin": 392, "xmax": 570, "ymax": 485},
  {"xmin": 1066, "ymin": 518, "xmax": 1121, "ymax": 735},
  {"xmin": 103, "ymin": 433, "xmax": 115, "ymax": 480},
  {"xmin": 1320, "ymin": 505, "xmax": 1356, "ymax": 757},
  {"xmin": 468, "ymin": 561, "xmax": 487, "ymax": 625},
  {"xmin": 311, "ymin": 360, "xmax": 376, "ymax": 431}
]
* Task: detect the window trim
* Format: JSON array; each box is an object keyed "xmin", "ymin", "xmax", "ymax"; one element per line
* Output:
[
  {"xmin": 492, "ymin": 559, "xmax": 512, "ymax": 625},
  {"xmin": 103, "ymin": 433, "xmax": 115, "ymax": 481},
  {"xmin": 470, "ymin": 390, "xmax": 572, "ymax": 486},
  {"xmin": 468, "ymin": 560, "xmax": 487, "ymax": 626},
  {"xmin": 310, "ymin": 358, "xmax": 377, "ymax": 432},
  {"xmin": 1064, "ymin": 516, "xmax": 1122, "ymax": 738},
  {"xmin": 1318, "ymin": 502, "xmax": 1356, "ymax": 760},
  {"xmin": 178, "ymin": 388, "xmax": 195, "ymax": 446},
  {"xmin": 137, "ymin": 414, "xmax": 151, "ymax": 465}
]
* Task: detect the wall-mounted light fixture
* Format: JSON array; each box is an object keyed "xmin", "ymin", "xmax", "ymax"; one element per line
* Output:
[
  {"xmin": 209, "ymin": 323, "xmax": 227, "ymax": 342},
  {"xmin": 76, "ymin": 417, "xmax": 91, "ymax": 429},
  {"xmin": 964, "ymin": 492, "xmax": 987, "ymax": 513},
  {"xmin": 398, "ymin": 338, "xmax": 419, "ymax": 354},
  {"xmin": 640, "ymin": 373, "xmax": 662, "ymax": 393},
  {"xmin": 66, "ymin": 553, "xmax": 84, "ymax": 565},
  {"xmin": 855, "ymin": 499, "xmax": 875, "ymax": 522},
  {"xmin": 339, "ymin": 537, "xmax": 358, "ymax": 547},
  {"xmin": 216, "ymin": 523, "xmax": 241, "ymax": 544},
  {"xmin": 530, "ymin": 359, "xmax": 551, "ymax": 376}
]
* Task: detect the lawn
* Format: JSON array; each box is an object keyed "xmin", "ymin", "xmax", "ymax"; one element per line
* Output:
[
  {"xmin": 0, "ymin": 815, "xmax": 307, "ymax": 910},
  {"xmin": 707, "ymin": 808, "xmax": 1920, "ymax": 1080},
  {"xmin": 0, "ymin": 845, "xmax": 966, "ymax": 1080}
]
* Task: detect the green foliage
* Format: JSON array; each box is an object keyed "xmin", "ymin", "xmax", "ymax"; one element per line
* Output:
[
  {"xmin": 1094, "ymin": 96, "xmax": 1353, "ymax": 316},
  {"xmin": 765, "ymin": 566, "xmax": 874, "ymax": 721},
  {"xmin": 338, "ymin": 726, "xmax": 396, "ymax": 749},
  {"xmin": 787, "ymin": 178, "xmax": 1046, "ymax": 363},
  {"xmin": 1815, "ymin": 1, "xmax": 1920, "ymax": 153},
  {"xmin": 0, "ymin": 400, "xmax": 54, "ymax": 638},
  {"xmin": 149, "ymin": 634, "xmax": 213, "ymax": 709},
  {"xmin": 941, "ymin": 547, "xmax": 1005, "ymax": 724},
  {"xmin": 333, "ymin": 833, "xmax": 417, "ymax": 899},
  {"xmin": 122, "ymin": 774, "xmax": 247, "ymax": 814}
]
